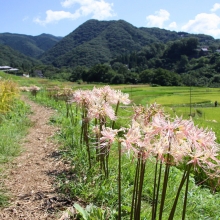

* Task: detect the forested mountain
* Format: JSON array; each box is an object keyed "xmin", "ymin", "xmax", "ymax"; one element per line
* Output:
[
  {"xmin": 1, "ymin": 19, "xmax": 218, "ymax": 69},
  {"xmin": 0, "ymin": 33, "xmax": 62, "ymax": 58},
  {"xmin": 0, "ymin": 44, "xmax": 42, "ymax": 70},
  {"xmin": 1, "ymin": 19, "xmax": 220, "ymax": 87},
  {"xmin": 39, "ymin": 19, "xmax": 219, "ymax": 68},
  {"xmin": 139, "ymin": 27, "xmax": 215, "ymax": 44},
  {"xmin": 40, "ymin": 19, "xmax": 163, "ymax": 67}
]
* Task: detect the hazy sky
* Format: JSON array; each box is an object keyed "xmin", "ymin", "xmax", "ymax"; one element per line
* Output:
[{"xmin": 1, "ymin": 0, "xmax": 220, "ymax": 39}]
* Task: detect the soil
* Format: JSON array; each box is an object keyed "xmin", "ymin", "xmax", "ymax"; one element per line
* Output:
[{"xmin": 0, "ymin": 96, "xmax": 73, "ymax": 219}]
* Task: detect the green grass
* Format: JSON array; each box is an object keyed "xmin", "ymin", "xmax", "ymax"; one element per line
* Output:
[
  {"xmin": 27, "ymin": 87, "xmax": 220, "ymax": 219},
  {"xmin": 0, "ymin": 98, "xmax": 31, "ymax": 206},
  {"xmin": 2, "ymin": 71, "xmax": 220, "ymax": 218},
  {"xmin": 120, "ymin": 86, "xmax": 219, "ymax": 106}
]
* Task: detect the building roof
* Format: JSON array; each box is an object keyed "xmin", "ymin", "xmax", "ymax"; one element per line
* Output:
[
  {"xmin": 0, "ymin": 66, "xmax": 19, "ymax": 71},
  {"xmin": 0, "ymin": 66, "xmax": 11, "ymax": 69},
  {"xmin": 201, "ymin": 48, "xmax": 208, "ymax": 51},
  {"xmin": 8, "ymin": 68, "xmax": 19, "ymax": 71}
]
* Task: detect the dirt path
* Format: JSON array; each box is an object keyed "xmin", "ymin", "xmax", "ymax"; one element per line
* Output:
[{"xmin": 0, "ymin": 97, "xmax": 71, "ymax": 219}]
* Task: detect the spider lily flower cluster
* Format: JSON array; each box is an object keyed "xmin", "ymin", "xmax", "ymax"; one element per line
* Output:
[
  {"xmin": 70, "ymin": 86, "xmax": 130, "ymax": 121},
  {"xmin": 66, "ymin": 86, "xmax": 220, "ymax": 219},
  {"xmin": 68, "ymin": 86, "xmax": 131, "ymax": 172},
  {"xmin": 99, "ymin": 103, "xmax": 220, "ymax": 177},
  {"xmin": 100, "ymin": 103, "xmax": 220, "ymax": 219}
]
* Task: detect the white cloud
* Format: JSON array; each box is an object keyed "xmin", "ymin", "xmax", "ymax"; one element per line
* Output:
[
  {"xmin": 169, "ymin": 22, "xmax": 177, "ymax": 30},
  {"xmin": 34, "ymin": 0, "xmax": 115, "ymax": 25},
  {"xmin": 211, "ymin": 3, "xmax": 220, "ymax": 12},
  {"xmin": 146, "ymin": 9, "xmax": 170, "ymax": 28},
  {"xmin": 34, "ymin": 10, "xmax": 80, "ymax": 25},
  {"xmin": 61, "ymin": 0, "xmax": 93, "ymax": 8},
  {"xmin": 181, "ymin": 13, "xmax": 220, "ymax": 38}
]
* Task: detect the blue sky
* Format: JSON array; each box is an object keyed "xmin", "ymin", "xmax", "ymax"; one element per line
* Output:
[{"xmin": 1, "ymin": 0, "xmax": 220, "ymax": 39}]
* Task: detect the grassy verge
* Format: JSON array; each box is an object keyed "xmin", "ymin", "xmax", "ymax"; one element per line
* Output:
[
  {"xmin": 27, "ymin": 88, "xmax": 220, "ymax": 219},
  {"xmin": 1, "ymin": 72, "xmax": 220, "ymax": 218},
  {"xmin": 0, "ymin": 97, "xmax": 31, "ymax": 206}
]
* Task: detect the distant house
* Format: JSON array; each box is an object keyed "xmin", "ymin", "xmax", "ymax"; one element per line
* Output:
[
  {"xmin": 23, "ymin": 73, "xmax": 30, "ymax": 77},
  {"xmin": 8, "ymin": 68, "xmax": 19, "ymax": 72},
  {"xmin": 200, "ymin": 47, "xmax": 209, "ymax": 56},
  {"xmin": 0, "ymin": 66, "xmax": 19, "ymax": 72},
  {"xmin": 0, "ymin": 66, "xmax": 11, "ymax": 71}
]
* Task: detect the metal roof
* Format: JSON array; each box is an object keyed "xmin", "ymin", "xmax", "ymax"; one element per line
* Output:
[{"xmin": 0, "ymin": 66, "xmax": 11, "ymax": 69}]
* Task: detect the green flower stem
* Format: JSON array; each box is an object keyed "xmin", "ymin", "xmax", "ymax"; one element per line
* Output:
[
  {"xmin": 130, "ymin": 159, "xmax": 140, "ymax": 220},
  {"xmin": 168, "ymin": 169, "xmax": 187, "ymax": 219},
  {"xmin": 84, "ymin": 118, "xmax": 91, "ymax": 169},
  {"xmin": 152, "ymin": 160, "xmax": 162, "ymax": 220},
  {"xmin": 80, "ymin": 106, "xmax": 85, "ymax": 146},
  {"xmin": 159, "ymin": 156, "xmax": 171, "ymax": 220},
  {"xmin": 112, "ymin": 101, "xmax": 120, "ymax": 129},
  {"xmin": 155, "ymin": 162, "xmax": 163, "ymax": 219},
  {"xmin": 118, "ymin": 142, "xmax": 121, "ymax": 220},
  {"xmin": 168, "ymin": 164, "xmax": 191, "ymax": 220},
  {"xmin": 182, "ymin": 165, "xmax": 191, "ymax": 220},
  {"xmin": 135, "ymin": 157, "xmax": 146, "ymax": 220}
]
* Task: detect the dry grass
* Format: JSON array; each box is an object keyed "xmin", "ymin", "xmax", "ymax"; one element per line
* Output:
[{"xmin": 0, "ymin": 80, "xmax": 19, "ymax": 114}]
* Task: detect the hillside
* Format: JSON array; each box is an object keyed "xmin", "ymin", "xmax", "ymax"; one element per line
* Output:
[
  {"xmin": 0, "ymin": 44, "xmax": 42, "ymax": 69},
  {"xmin": 0, "ymin": 33, "xmax": 62, "ymax": 58},
  {"xmin": 139, "ymin": 27, "xmax": 215, "ymax": 44},
  {"xmin": 1, "ymin": 18, "xmax": 220, "ymax": 86},
  {"xmin": 40, "ymin": 19, "xmax": 218, "ymax": 68},
  {"xmin": 1, "ymin": 19, "xmax": 218, "ymax": 70},
  {"xmin": 40, "ymin": 19, "xmax": 161, "ymax": 67}
]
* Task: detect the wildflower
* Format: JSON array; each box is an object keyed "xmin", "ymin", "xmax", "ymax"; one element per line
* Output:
[
  {"xmin": 88, "ymin": 101, "xmax": 116, "ymax": 121},
  {"xmin": 115, "ymin": 90, "xmax": 131, "ymax": 105},
  {"xmin": 93, "ymin": 86, "xmax": 118, "ymax": 104},
  {"xmin": 100, "ymin": 126, "xmax": 118, "ymax": 146},
  {"xmin": 121, "ymin": 120, "xmax": 142, "ymax": 157},
  {"xmin": 70, "ymin": 89, "xmax": 92, "ymax": 107}
]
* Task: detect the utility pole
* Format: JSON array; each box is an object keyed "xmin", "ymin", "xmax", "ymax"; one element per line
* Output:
[
  {"xmin": 190, "ymin": 84, "xmax": 192, "ymax": 116},
  {"xmin": 189, "ymin": 73, "xmax": 192, "ymax": 116}
]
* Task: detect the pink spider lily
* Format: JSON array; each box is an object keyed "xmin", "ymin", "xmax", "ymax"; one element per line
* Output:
[
  {"xmin": 115, "ymin": 90, "xmax": 131, "ymax": 105},
  {"xmin": 70, "ymin": 89, "xmax": 93, "ymax": 108},
  {"xmin": 88, "ymin": 101, "xmax": 116, "ymax": 121},
  {"xmin": 100, "ymin": 126, "xmax": 118, "ymax": 146},
  {"xmin": 92, "ymin": 86, "xmax": 119, "ymax": 104},
  {"xmin": 121, "ymin": 120, "xmax": 142, "ymax": 157}
]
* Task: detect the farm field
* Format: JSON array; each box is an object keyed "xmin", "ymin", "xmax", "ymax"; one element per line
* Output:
[
  {"xmin": 1, "ymin": 71, "xmax": 220, "ymax": 219},
  {"xmin": 1, "ymin": 70, "xmax": 220, "ymax": 147}
]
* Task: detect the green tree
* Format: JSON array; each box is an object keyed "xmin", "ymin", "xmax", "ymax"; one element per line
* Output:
[
  {"xmin": 153, "ymin": 68, "xmax": 181, "ymax": 86},
  {"xmin": 177, "ymin": 55, "xmax": 189, "ymax": 73},
  {"xmin": 69, "ymin": 66, "xmax": 88, "ymax": 82},
  {"xmin": 86, "ymin": 64, "xmax": 112, "ymax": 82},
  {"xmin": 110, "ymin": 74, "xmax": 125, "ymax": 84},
  {"xmin": 139, "ymin": 69, "xmax": 155, "ymax": 83}
]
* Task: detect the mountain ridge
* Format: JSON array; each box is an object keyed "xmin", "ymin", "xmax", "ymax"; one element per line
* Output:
[
  {"xmin": 0, "ymin": 33, "xmax": 62, "ymax": 58},
  {"xmin": 0, "ymin": 19, "xmax": 218, "ymax": 70},
  {"xmin": 39, "ymin": 19, "xmax": 217, "ymax": 68}
]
